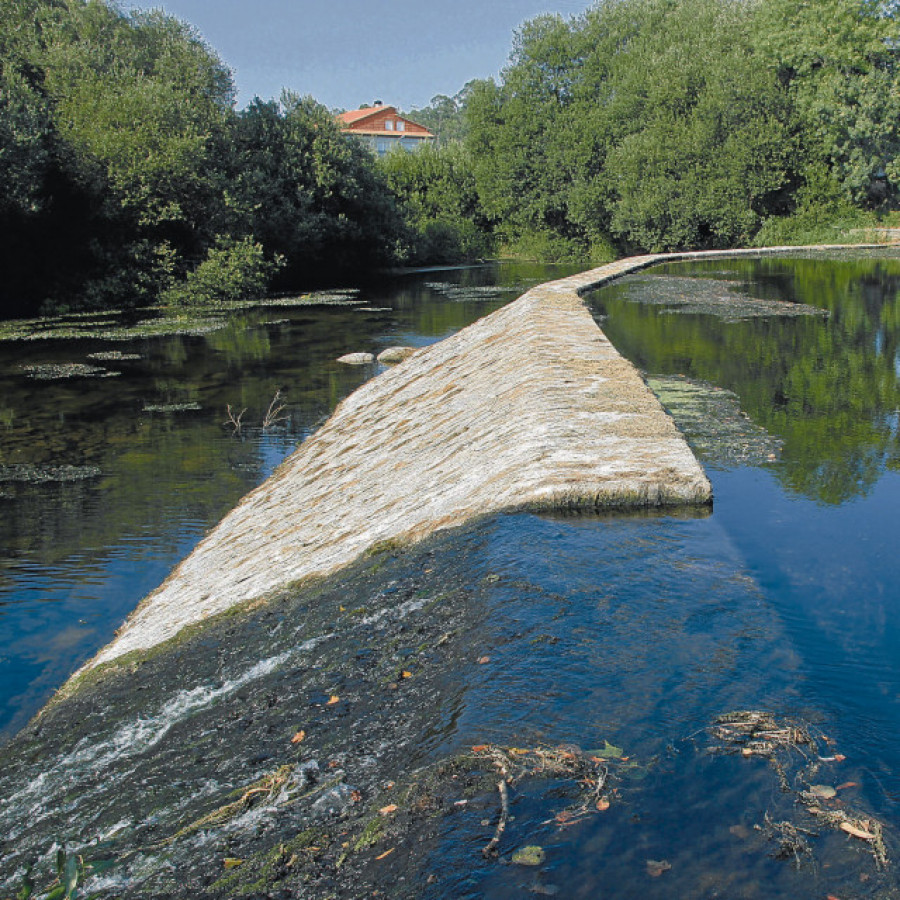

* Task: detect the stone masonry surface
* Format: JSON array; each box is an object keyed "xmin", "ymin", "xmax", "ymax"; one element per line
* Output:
[{"xmin": 80, "ymin": 246, "xmax": 883, "ymax": 671}]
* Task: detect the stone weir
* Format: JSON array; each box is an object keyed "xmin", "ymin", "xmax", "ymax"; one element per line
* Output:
[{"xmin": 79, "ymin": 247, "xmax": 831, "ymax": 674}]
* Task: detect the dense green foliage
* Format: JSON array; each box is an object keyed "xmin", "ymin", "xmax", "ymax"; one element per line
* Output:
[
  {"xmin": 0, "ymin": 0, "xmax": 403, "ymax": 315},
  {"xmin": 464, "ymin": 0, "xmax": 900, "ymax": 259},
  {"xmin": 378, "ymin": 142, "xmax": 492, "ymax": 264},
  {"xmin": 2, "ymin": 0, "xmax": 900, "ymax": 313},
  {"xmin": 404, "ymin": 82, "xmax": 475, "ymax": 145}
]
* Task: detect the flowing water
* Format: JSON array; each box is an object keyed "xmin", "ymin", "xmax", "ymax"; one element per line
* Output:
[{"xmin": 2, "ymin": 252, "xmax": 900, "ymax": 899}]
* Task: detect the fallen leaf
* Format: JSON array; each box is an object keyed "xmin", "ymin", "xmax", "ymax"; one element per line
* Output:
[
  {"xmin": 836, "ymin": 781, "xmax": 858, "ymax": 791},
  {"xmin": 840, "ymin": 822, "xmax": 876, "ymax": 841},
  {"xmin": 471, "ymin": 745, "xmax": 488, "ymax": 752},
  {"xmin": 400, "ymin": 671, "xmax": 412, "ymax": 679},
  {"xmin": 291, "ymin": 730, "xmax": 306, "ymax": 744},
  {"xmin": 600, "ymin": 740, "xmax": 623, "ymax": 759},
  {"xmin": 826, "ymin": 895, "xmax": 842, "ymax": 900},
  {"xmin": 379, "ymin": 804, "xmax": 398, "ymax": 816},
  {"xmin": 327, "ymin": 695, "xmax": 340, "ymax": 706},
  {"xmin": 477, "ymin": 656, "xmax": 490, "ymax": 664},
  {"xmin": 834, "ymin": 754, "xmax": 847, "ymax": 762},
  {"xmin": 375, "ymin": 848, "xmax": 395, "ymax": 861},
  {"xmin": 646, "ymin": 859, "xmax": 671, "ymax": 878},
  {"xmin": 223, "ymin": 858, "xmax": 244, "ymax": 869},
  {"xmin": 596, "ymin": 797, "xmax": 611, "ymax": 811},
  {"xmin": 810, "ymin": 784, "xmax": 837, "ymax": 800},
  {"xmin": 741, "ymin": 748, "xmax": 754, "ymax": 757}
]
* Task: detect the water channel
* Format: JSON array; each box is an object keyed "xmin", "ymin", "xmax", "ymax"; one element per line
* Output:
[{"xmin": 1, "ymin": 252, "xmax": 900, "ymax": 899}]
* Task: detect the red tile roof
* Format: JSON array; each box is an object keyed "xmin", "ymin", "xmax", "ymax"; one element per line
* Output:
[
  {"xmin": 336, "ymin": 106, "xmax": 396, "ymax": 126},
  {"xmin": 336, "ymin": 105, "xmax": 434, "ymax": 139}
]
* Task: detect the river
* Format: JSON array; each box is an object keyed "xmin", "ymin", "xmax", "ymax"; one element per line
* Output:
[
  {"xmin": 1, "ymin": 251, "xmax": 899, "ymax": 899},
  {"xmin": 0, "ymin": 261, "xmax": 566, "ymax": 741}
]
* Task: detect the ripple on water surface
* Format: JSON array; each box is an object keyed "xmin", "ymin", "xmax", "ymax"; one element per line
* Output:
[{"xmin": 1, "ymin": 509, "xmax": 887, "ymax": 899}]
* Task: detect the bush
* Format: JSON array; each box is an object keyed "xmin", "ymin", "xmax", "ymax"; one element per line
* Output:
[{"xmin": 162, "ymin": 237, "xmax": 284, "ymax": 306}]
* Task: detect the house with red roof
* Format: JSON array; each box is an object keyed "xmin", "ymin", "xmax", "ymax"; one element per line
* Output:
[{"xmin": 336, "ymin": 101, "xmax": 435, "ymax": 156}]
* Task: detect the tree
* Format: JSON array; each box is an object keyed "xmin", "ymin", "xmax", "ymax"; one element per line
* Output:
[
  {"xmin": 379, "ymin": 142, "xmax": 492, "ymax": 263},
  {"xmin": 227, "ymin": 92, "xmax": 402, "ymax": 285},
  {"xmin": 754, "ymin": 0, "xmax": 900, "ymax": 205}
]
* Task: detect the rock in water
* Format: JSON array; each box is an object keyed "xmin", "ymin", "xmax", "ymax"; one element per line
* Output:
[{"xmin": 377, "ymin": 346, "xmax": 416, "ymax": 364}]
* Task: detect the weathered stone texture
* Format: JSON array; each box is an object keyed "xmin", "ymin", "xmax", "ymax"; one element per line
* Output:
[{"xmin": 86, "ymin": 246, "xmax": 872, "ymax": 670}]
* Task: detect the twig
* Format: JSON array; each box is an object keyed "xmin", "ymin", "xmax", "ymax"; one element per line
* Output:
[
  {"xmin": 224, "ymin": 404, "xmax": 246, "ymax": 433},
  {"xmin": 482, "ymin": 779, "xmax": 509, "ymax": 858},
  {"xmin": 262, "ymin": 390, "xmax": 288, "ymax": 429}
]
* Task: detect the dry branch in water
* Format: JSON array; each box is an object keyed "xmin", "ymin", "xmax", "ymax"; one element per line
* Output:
[
  {"xmin": 709, "ymin": 710, "xmax": 889, "ymax": 870},
  {"xmin": 262, "ymin": 390, "xmax": 288, "ymax": 429},
  {"xmin": 225, "ymin": 404, "xmax": 247, "ymax": 433}
]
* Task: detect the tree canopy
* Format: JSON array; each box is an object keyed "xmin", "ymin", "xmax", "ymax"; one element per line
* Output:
[{"xmin": 2, "ymin": 0, "xmax": 899, "ymax": 313}]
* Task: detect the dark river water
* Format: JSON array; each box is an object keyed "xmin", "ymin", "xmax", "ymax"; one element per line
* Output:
[{"xmin": 2, "ymin": 252, "xmax": 900, "ymax": 899}]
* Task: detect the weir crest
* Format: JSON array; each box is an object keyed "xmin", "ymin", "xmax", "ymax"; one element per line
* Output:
[{"xmin": 78, "ymin": 246, "xmax": 875, "ymax": 674}]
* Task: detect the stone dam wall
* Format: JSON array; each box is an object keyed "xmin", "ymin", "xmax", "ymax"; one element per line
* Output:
[{"xmin": 77, "ymin": 246, "xmax": 881, "ymax": 674}]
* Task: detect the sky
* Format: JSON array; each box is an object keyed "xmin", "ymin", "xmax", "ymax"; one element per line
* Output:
[{"xmin": 120, "ymin": 0, "xmax": 593, "ymax": 111}]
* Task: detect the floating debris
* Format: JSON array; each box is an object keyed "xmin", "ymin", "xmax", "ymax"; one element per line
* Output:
[
  {"xmin": 646, "ymin": 375, "xmax": 782, "ymax": 468},
  {"xmin": 646, "ymin": 858, "xmax": 672, "ymax": 878},
  {"xmin": 424, "ymin": 282, "xmax": 516, "ymax": 303},
  {"xmin": 286, "ymin": 289, "xmax": 363, "ymax": 306},
  {"xmin": 707, "ymin": 711, "xmax": 889, "ymax": 870},
  {"xmin": 618, "ymin": 274, "xmax": 829, "ymax": 321},
  {"xmin": 20, "ymin": 363, "xmax": 120, "ymax": 380},
  {"xmin": 86, "ymin": 351, "xmax": 142, "ymax": 362},
  {"xmin": 0, "ymin": 465, "xmax": 102, "ymax": 484},
  {"xmin": 1, "ymin": 315, "xmax": 228, "ymax": 342},
  {"xmin": 142, "ymin": 402, "xmax": 202, "ymax": 413}
]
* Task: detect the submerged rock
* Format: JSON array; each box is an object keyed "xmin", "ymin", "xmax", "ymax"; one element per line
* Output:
[
  {"xmin": 377, "ymin": 346, "xmax": 416, "ymax": 364},
  {"xmin": 646, "ymin": 375, "xmax": 782, "ymax": 468},
  {"xmin": 337, "ymin": 352, "xmax": 375, "ymax": 365},
  {"xmin": 512, "ymin": 845, "xmax": 546, "ymax": 866}
]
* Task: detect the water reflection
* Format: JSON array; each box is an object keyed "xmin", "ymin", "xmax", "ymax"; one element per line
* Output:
[{"xmin": 587, "ymin": 252, "xmax": 900, "ymax": 504}]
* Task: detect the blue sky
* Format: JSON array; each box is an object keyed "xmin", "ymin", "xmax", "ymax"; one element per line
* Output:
[{"xmin": 121, "ymin": 0, "xmax": 592, "ymax": 111}]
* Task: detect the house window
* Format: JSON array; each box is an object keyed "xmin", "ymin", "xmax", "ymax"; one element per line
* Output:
[
  {"xmin": 384, "ymin": 119, "xmax": 394, "ymax": 131},
  {"xmin": 397, "ymin": 120, "xmax": 405, "ymax": 131}
]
